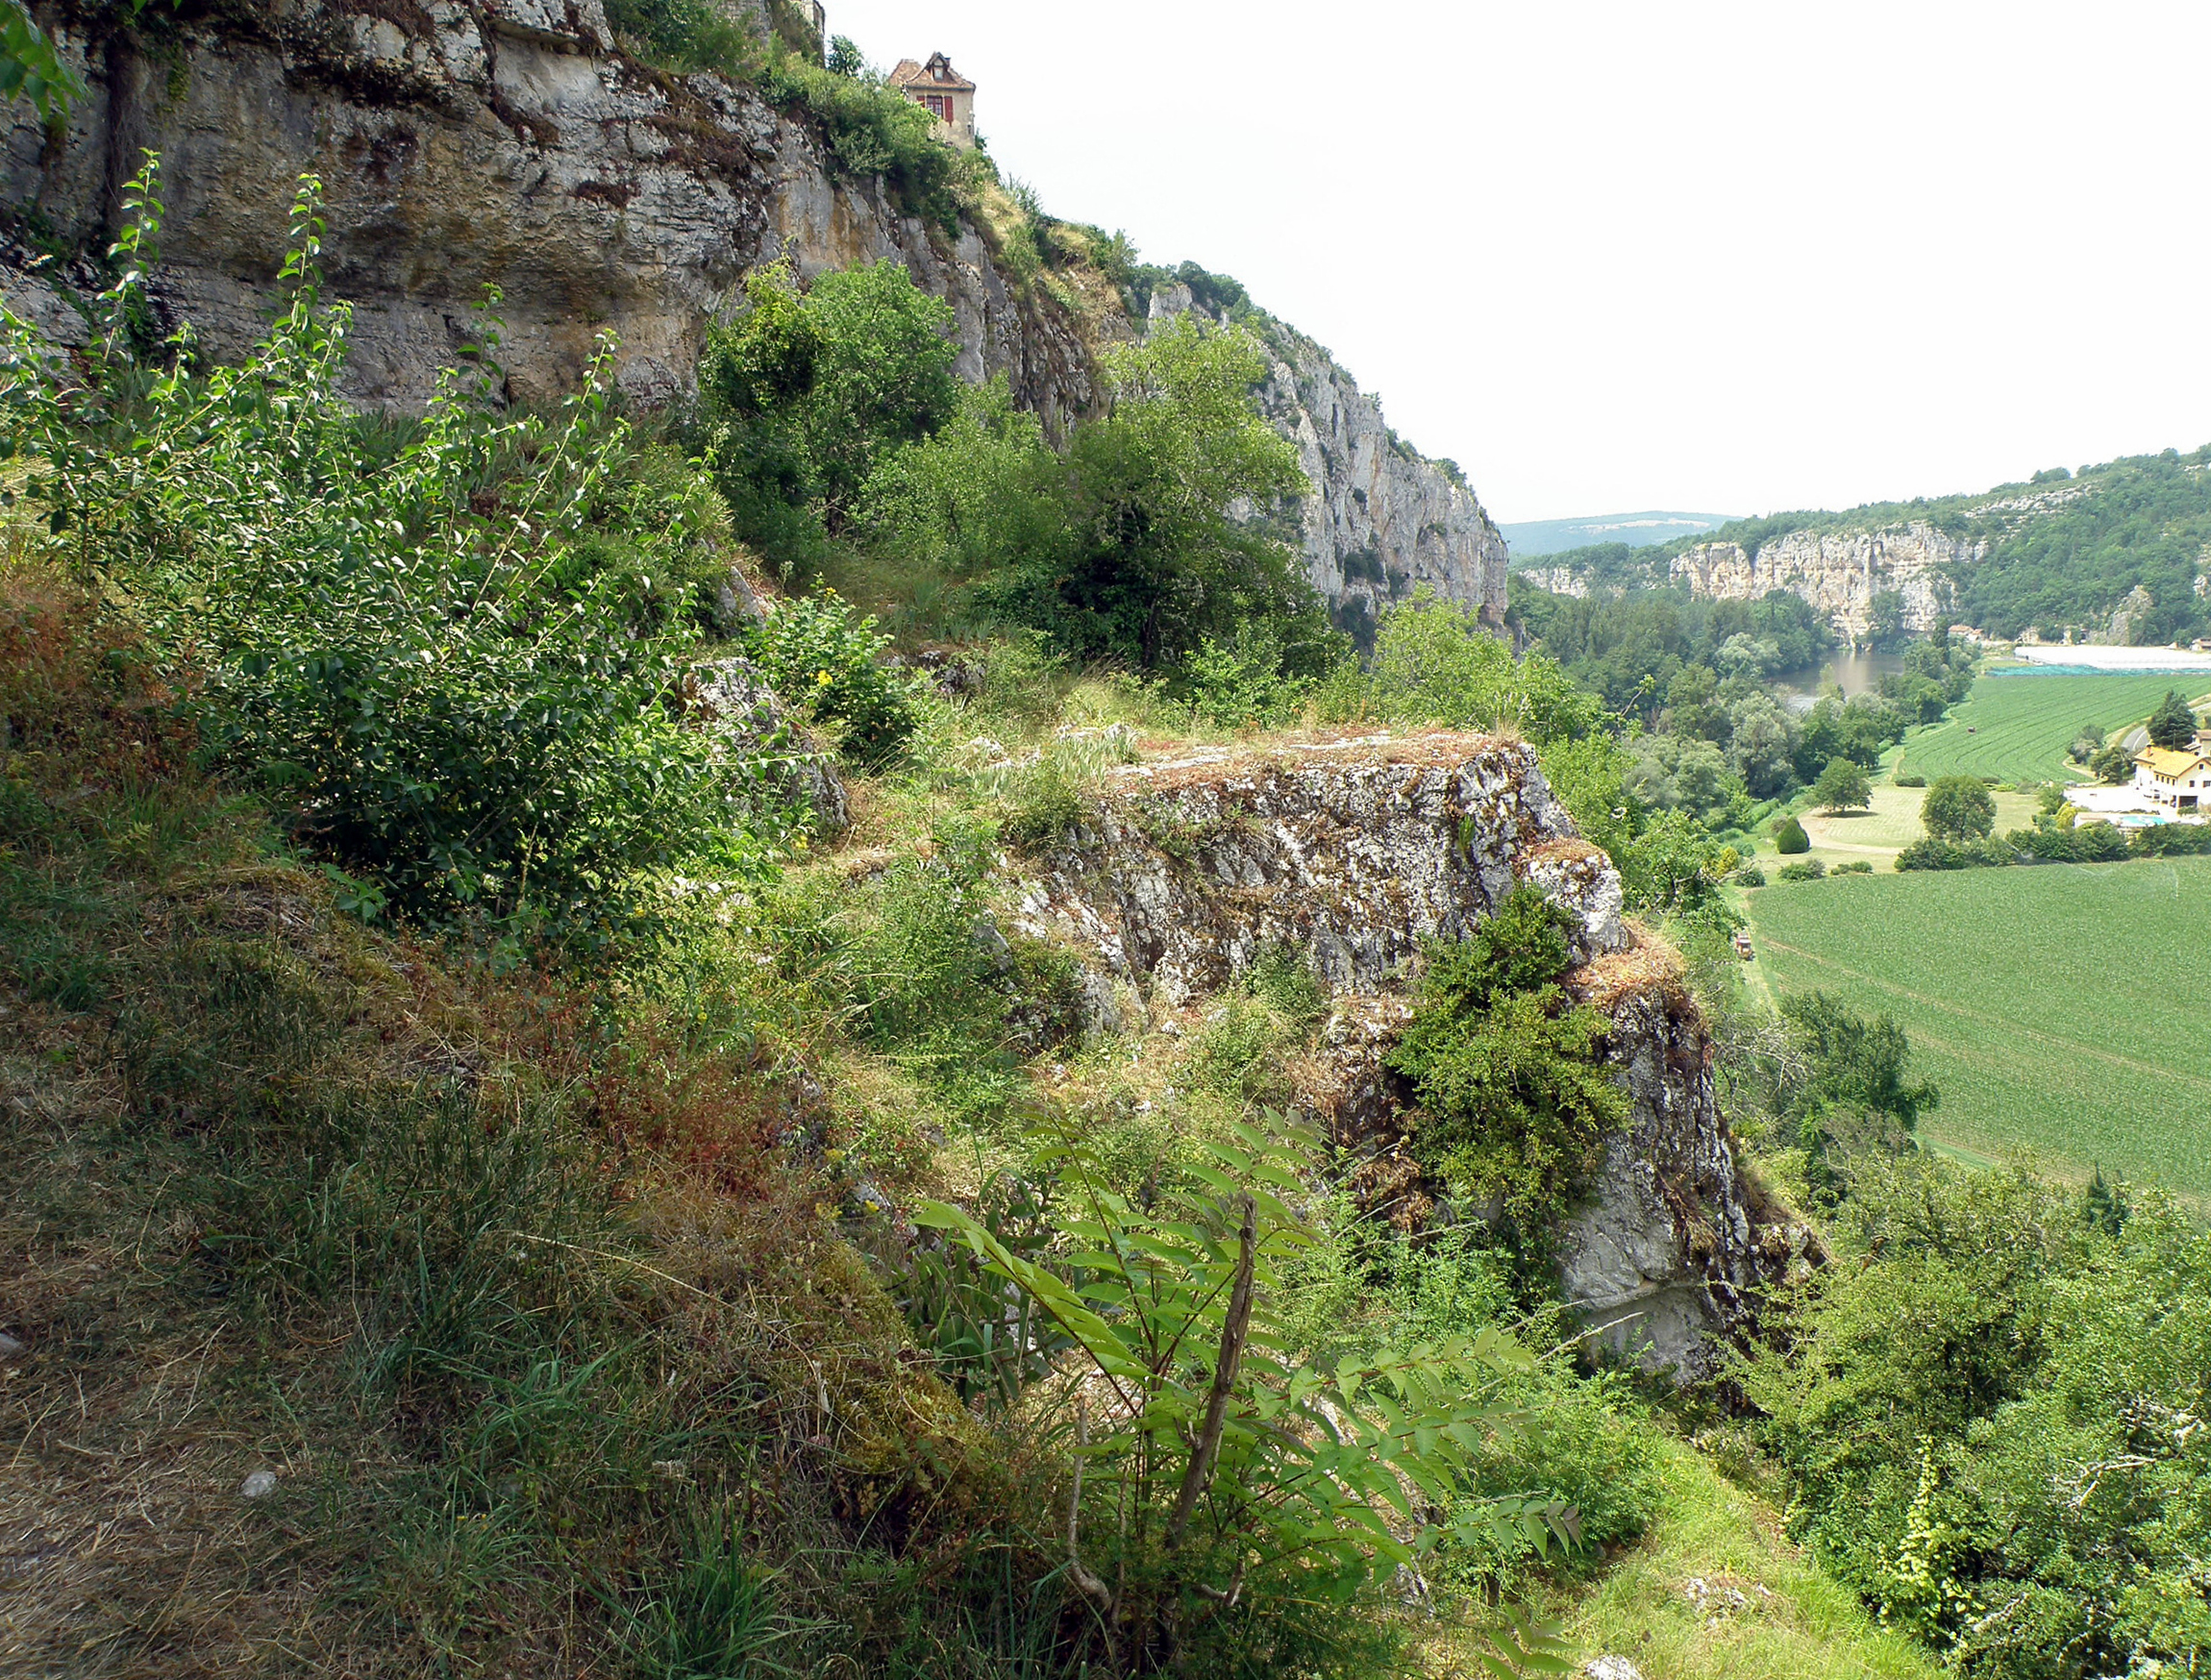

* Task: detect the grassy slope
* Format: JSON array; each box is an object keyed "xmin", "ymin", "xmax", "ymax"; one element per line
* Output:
[
  {"xmin": 1895, "ymin": 672, "xmax": 2210, "ymax": 784},
  {"xmin": 1753, "ymin": 785, "xmax": 2037, "ymax": 871},
  {"xmin": 1419, "ymin": 1439, "xmax": 1937, "ymax": 1680},
  {"xmin": 1553, "ymin": 1442, "xmax": 1937, "ymax": 1680},
  {"xmin": 1743, "ymin": 855, "xmax": 2211, "ymax": 1197}
]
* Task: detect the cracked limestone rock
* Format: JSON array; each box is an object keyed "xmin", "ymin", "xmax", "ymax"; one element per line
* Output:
[{"xmin": 1009, "ymin": 730, "xmax": 1797, "ymax": 1378}]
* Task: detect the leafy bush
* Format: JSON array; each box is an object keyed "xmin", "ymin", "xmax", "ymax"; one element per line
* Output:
[
  {"xmin": 1774, "ymin": 814, "xmax": 1810, "ymax": 853},
  {"xmin": 1775, "ymin": 858, "xmax": 1826, "ymax": 881},
  {"xmin": 1743, "ymin": 1154, "xmax": 2211, "ymax": 1677},
  {"xmin": 699, "ymin": 259, "xmax": 961, "ymax": 574},
  {"xmin": 1388, "ymin": 887, "xmax": 1629, "ymax": 1262},
  {"xmin": 1329, "ymin": 590, "xmax": 1602, "ymax": 743},
  {"xmin": 1731, "ymin": 864, "xmax": 1767, "ymax": 886},
  {"xmin": 974, "ymin": 316, "xmax": 1333, "ymax": 675},
  {"xmin": 1895, "ymin": 835, "xmax": 2010, "ymax": 871},
  {"xmin": 1895, "ymin": 771, "xmax": 1925, "ymax": 787},
  {"xmin": 743, "ymin": 590, "xmax": 919, "ymax": 765},
  {"xmin": 1834, "ymin": 859, "xmax": 1874, "ymax": 874},
  {"xmin": 2, "ymin": 163, "xmax": 780, "ymax": 936},
  {"xmin": 916, "ymin": 1115, "xmax": 1580, "ymax": 1674}
]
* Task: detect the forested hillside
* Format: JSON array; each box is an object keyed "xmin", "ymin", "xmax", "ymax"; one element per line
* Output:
[{"xmin": 1520, "ymin": 446, "xmax": 2211, "ymax": 644}]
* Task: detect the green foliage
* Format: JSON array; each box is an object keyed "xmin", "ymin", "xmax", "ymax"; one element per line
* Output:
[
  {"xmin": 1774, "ymin": 814, "xmax": 1810, "ymax": 853},
  {"xmin": 1514, "ymin": 582, "xmax": 1834, "ymax": 716},
  {"xmin": 1, "ymin": 162, "xmax": 780, "ymax": 936},
  {"xmin": 1812, "ymin": 755, "xmax": 1872, "ymax": 811},
  {"xmin": 1329, "ymin": 588, "xmax": 1603, "ymax": 743},
  {"xmin": 1894, "ymin": 834, "xmax": 2010, "ymax": 871},
  {"xmin": 1920, "ymin": 775, "xmax": 1996, "ymax": 842},
  {"xmin": 757, "ymin": 52, "xmax": 967, "ymax": 232},
  {"xmin": 2147, "ymin": 686, "xmax": 2201, "ymax": 748},
  {"xmin": 699, "ymin": 259, "xmax": 960, "ymax": 573},
  {"xmin": 603, "ymin": 0, "xmax": 758, "ymax": 72},
  {"xmin": 915, "ymin": 1114, "xmax": 1580, "ymax": 1673},
  {"xmin": 1742, "ymin": 1155, "xmax": 2211, "ymax": 1677},
  {"xmin": 1182, "ymin": 620, "xmax": 1317, "ymax": 729},
  {"xmin": 743, "ymin": 590, "xmax": 919, "ymax": 765},
  {"xmin": 0, "ymin": 0, "xmax": 85, "ymax": 118},
  {"xmin": 980, "ymin": 316, "xmax": 1327, "ymax": 674},
  {"xmin": 1775, "ymin": 858, "xmax": 1826, "ymax": 882},
  {"xmin": 1387, "ymin": 888, "xmax": 1630, "ymax": 1259}
]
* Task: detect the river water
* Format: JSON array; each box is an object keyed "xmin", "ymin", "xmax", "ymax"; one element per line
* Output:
[{"xmin": 1770, "ymin": 650, "xmax": 1905, "ymax": 714}]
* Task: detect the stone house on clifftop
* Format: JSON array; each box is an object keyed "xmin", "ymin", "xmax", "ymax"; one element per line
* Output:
[{"xmin": 889, "ymin": 53, "xmax": 977, "ymax": 148}]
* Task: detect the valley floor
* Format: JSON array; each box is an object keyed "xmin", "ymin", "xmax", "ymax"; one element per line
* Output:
[{"xmin": 1740, "ymin": 853, "xmax": 2211, "ymax": 1198}]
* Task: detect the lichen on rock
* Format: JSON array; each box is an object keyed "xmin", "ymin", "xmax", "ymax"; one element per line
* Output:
[{"xmin": 1007, "ymin": 729, "xmax": 1801, "ymax": 1378}]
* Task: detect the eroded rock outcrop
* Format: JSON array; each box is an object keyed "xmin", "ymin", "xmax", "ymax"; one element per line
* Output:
[
  {"xmin": 1149, "ymin": 285, "xmax": 1508, "ymax": 643},
  {"xmin": 4, "ymin": 6, "xmax": 1508, "ymax": 630},
  {"xmin": 3, "ymin": 0, "xmax": 1098, "ymax": 426},
  {"xmin": 1007, "ymin": 731, "xmax": 1800, "ymax": 1377},
  {"xmin": 1670, "ymin": 523, "xmax": 1979, "ymax": 640}
]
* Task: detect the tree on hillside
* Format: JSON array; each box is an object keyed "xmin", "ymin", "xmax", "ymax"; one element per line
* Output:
[
  {"xmin": 698, "ymin": 259, "xmax": 960, "ymax": 567},
  {"xmin": 1923, "ymin": 775, "xmax": 1996, "ymax": 842},
  {"xmin": 2147, "ymin": 688, "xmax": 2200, "ymax": 749},
  {"xmin": 1813, "ymin": 755, "xmax": 1872, "ymax": 813},
  {"xmin": 1774, "ymin": 814, "xmax": 1810, "ymax": 854}
]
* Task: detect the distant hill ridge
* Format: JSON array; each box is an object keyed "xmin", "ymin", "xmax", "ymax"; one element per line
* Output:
[
  {"xmin": 1513, "ymin": 447, "xmax": 2211, "ymax": 647},
  {"xmin": 1501, "ymin": 510, "xmax": 1737, "ymax": 557}
]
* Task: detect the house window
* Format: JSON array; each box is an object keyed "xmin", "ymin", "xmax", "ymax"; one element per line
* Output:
[{"xmin": 927, "ymin": 94, "xmax": 949, "ymax": 120}]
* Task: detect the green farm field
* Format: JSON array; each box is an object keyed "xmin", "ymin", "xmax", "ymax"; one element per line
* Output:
[
  {"xmin": 1895, "ymin": 670, "xmax": 2210, "ymax": 785},
  {"xmin": 1744, "ymin": 854, "xmax": 2211, "ymax": 1198}
]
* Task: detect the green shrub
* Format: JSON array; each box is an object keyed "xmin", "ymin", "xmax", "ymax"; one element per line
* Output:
[
  {"xmin": 1731, "ymin": 864, "xmax": 1768, "ymax": 886},
  {"xmin": 1742, "ymin": 1154, "xmax": 2211, "ymax": 1677},
  {"xmin": 1327, "ymin": 590, "xmax": 1602, "ymax": 744},
  {"xmin": 700, "ymin": 259, "xmax": 961, "ymax": 574},
  {"xmin": 1, "ymin": 163, "xmax": 781, "ymax": 936},
  {"xmin": 1835, "ymin": 859, "xmax": 1874, "ymax": 874},
  {"xmin": 757, "ymin": 54, "xmax": 966, "ymax": 232},
  {"xmin": 915, "ymin": 1116, "xmax": 1581, "ymax": 1674},
  {"xmin": 1895, "ymin": 835, "xmax": 2010, "ymax": 871},
  {"xmin": 1387, "ymin": 887, "xmax": 1630, "ymax": 1265},
  {"xmin": 1895, "ymin": 771, "xmax": 1926, "ymax": 787},
  {"xmin": 1776, "ymin": 858, "xmax": 1826, "ymax": 881},
  {"xmin": 1774, "ymin": 814, "xmax": 1811, "ymax": 853},
  {"xmin": 744, "ymin": 591, "xmax": 920, "ymax": 765}
]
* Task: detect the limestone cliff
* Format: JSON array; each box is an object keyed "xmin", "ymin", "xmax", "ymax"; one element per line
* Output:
[
  {"xmin": 3, "ymin": 3, "xmax": 1509, "ymax": 630},
  {"xmin": 1149, "ymin": 284, "xmax": 1508, "ymax": 643},
  {"xmin": 3, "ymin": 0, "xmax": 1097, "ymax": 422},
  {"xmin": 1669, "ymin": 523, "xmax": 1980, "ymax": 640},
  {"xmin": 1007, "ymin": 732, "xmax": 1802, "ymax": 1377}
]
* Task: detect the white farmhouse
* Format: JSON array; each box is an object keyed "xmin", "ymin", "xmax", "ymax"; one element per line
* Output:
[{"xmin": 2132, "ymin": 740, "xmax": 2211, "ymax": 816}]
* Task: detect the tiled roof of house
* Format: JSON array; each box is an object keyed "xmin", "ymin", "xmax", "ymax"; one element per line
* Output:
[
  {"xmin": 2135, "ymin": 746, "xmax": 2211, "ymax": 776},
  {"xmin": 887, "ymin": 53, "xmax": 975, "ymax": 92}
]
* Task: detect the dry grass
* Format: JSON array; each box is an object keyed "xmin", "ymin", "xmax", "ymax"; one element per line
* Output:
[{"xmin": 0, "ymin": 566, "xmax": 1024, "ymax": 1676}]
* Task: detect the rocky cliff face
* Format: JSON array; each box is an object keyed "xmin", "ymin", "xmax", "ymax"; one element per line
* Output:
[
  {"xmin": 3, "ymin": 0, "xmax": 1098, "ymax": 425},
  {"xmin": 1008, "ymin": 732, "xmax": 1801, "ymax": 1377},
  {"xmin": 1150, "ymin": 285, "xmax": 1508, "ymax": 643},
  {"xmin": 5, "ymin": 2, "xmax": 1506, "ymax": 628},
  {"xmin": 1669, "ymin": 523, "xmax": 1980, "ymax": 640}
]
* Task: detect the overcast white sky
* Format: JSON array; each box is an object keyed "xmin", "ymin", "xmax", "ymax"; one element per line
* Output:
[{"xmin": 823, "ymin": 0, "xmax": 2211, "ymax": 525}]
